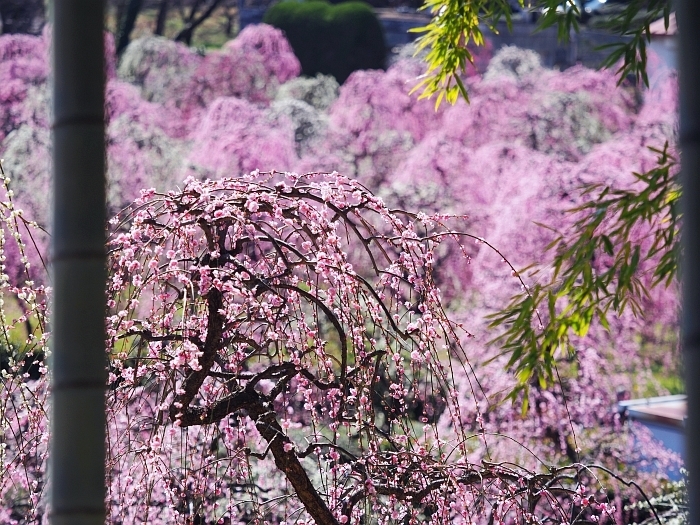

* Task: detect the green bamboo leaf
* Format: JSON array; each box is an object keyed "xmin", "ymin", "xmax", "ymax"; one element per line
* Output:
[{"xmin": 601, "ymin": 235, "xmax": 614, "ymax": 256}]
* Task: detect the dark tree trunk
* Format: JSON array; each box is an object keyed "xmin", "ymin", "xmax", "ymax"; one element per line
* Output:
[
  {"xmin": 247, "ymin": 401, "xmax": 340, "ymax": 525},
  {"xmin": 175, "ymin": 25, "xmax": 195, "ymax": 45},
  {"xmin": 0, "ymin": 0, "xmax": 45, "ymax": 35},
  {"xmin": 154, "ymin": 0, "xmax": 170, "ymax": 36},
  {"xmin": 224, "ymin": 5, "xmax": 236, "ymax": 36},
  {"xmin": 114, "ymin": 0, "xmax": 128, "ymax": 40},
  {"xmin": 174, "ymin": 0, "xmax": 224, "ymax": 45},
  {"xmin": 116, "ymin": 0, "xmax": 144, "ymax": 56}
]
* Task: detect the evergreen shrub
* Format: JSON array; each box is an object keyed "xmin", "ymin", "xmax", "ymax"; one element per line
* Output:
[{"xmin": 263, "ymin": 0, "xmax": 386, "ymax": 84}]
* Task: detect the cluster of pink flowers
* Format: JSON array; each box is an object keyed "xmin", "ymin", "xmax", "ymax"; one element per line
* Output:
[{"xmin": 0, "ymin": 21, "xmax": 682, "ymax": 524}]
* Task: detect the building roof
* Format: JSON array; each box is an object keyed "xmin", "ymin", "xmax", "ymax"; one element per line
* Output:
[
  {"xmin": 619, "ymin": 394, "xmax": 686, "ymax": 429},
  {"xmin": 649, "ymin": 12, "xmax": 677, "ymax": 36}
]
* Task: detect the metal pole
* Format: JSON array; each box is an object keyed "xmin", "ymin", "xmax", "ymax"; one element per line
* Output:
[
  {"xmin": 679, "ymin": 1, "xmax": 700, "ymax": 524},
  {"xmin": 50, "ymin": 1, "xmax": 106, "ymax": 524}
]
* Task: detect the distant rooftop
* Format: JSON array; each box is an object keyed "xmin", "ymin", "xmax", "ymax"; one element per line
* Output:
[
  {"xmin": 649, "ymin": 12, "xmax": 677, "ymax": 36},
  {"xmin": 619, "ymin": 394, "xmax": 686, "ymax": 429}
]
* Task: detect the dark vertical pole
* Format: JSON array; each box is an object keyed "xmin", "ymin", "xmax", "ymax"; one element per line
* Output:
[
  {"xmin": 50, "ymin": 1, "xmax": 106, "ymax": 525},
  {"xmin": 679, "ymin": 1, "xmax": 700, "ymax": 524}
]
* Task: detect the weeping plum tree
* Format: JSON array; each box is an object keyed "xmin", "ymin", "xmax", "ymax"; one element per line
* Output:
[{"xmin": 106, "ymin": 172, "xmax": 543, "ymax": 524}]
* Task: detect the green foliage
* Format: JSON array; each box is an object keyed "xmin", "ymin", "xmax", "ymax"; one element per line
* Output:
[
  {"xmin": 487, "ymin": 144, "xmax": 680, "ymax": 399},
  {"xmin": 263, "ymin": 0, "xmax": 386, "ymax": 84},
  {"xmin": 412, "ymin": 0, "xmax": 672, "ymax": 106},
  {"xmin": 597, "ymin": 0, "xmax": 674, "ymax": 87},
  {"xmin": 411, "ymin": 0, "xmax": 512, "ymax": 106}
]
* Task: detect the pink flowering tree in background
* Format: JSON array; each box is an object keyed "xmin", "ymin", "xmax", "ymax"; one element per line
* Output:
[
  {"xmin": 297, "ymin": 58, "xmax": 448, "ymax": 185},
  {"xmin": 185, "ymin": 97, "xmax": 298, "ymax": 179},
  {"xmin": 275, "ymin": 74, "xmax": 339, "ymax": 112},
  {"xmin": 0, "ymin": 22, "xmax": 685, "ymax": 524},
  {"xmin": 117, "ymin": 25, "xmax": 300, "ymax": 116},
  {"xmin": 116, "ymin": 35, "xmax": 203, "ymax": 109},
  {"xmin": 0, "ymin": 32, "xmax": 48, "ymax": 143}
]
